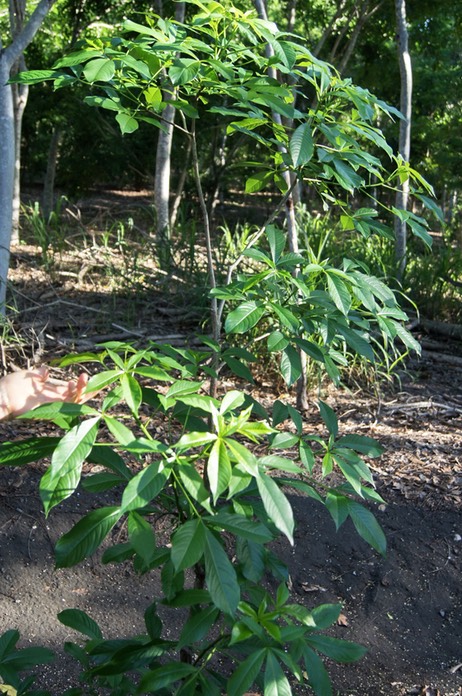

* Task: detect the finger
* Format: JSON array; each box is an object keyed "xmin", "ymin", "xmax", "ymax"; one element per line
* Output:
[
  {"xmin": 36, "ymin": 366, "xmax": 50, "ymax": 383},
  {"xmin": 74, "ymin": 373, "xmax": 89, "ymax": 402}
]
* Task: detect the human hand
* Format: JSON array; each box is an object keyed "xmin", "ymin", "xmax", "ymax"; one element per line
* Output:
[{"xmin": 0, "ymin": 366, "xmax": 95, "ymax": 420}]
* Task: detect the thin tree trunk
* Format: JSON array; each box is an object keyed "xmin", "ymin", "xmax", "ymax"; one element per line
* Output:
[
  {"xmin": 0, "ymin": 55, "xmax": 15, "ymax": 314},
  {"xmin": 153, "ymin": 1, "xmax": 185, "ymax": 264},
  {"xmin": 0, "ymin": 0, "xmax": 57, "ymax": 315},
  {"xmin": 42, "ymin": 125, "xmax": 63, "ymax": 219},
  {"xmin": 154, "ymin": 100, "xmax": 176, "ymax": 254},
  {"xmin": 170, "ymin": 138, "xmax": 192, "ymax": 231},
  {"xmin": 394, "ymin": 0, "xmax": 412, "ymax": 281},
  {"xmin": 254, "ymin": 0, "xmax": 308, "ymax": 410},
  {"xmin": 314, "ymin": 0, "xmax": 348, "ymax": 57},
  {"xmin": 338, "ymin": 1, "xmax": 383, "ymax": 75},
  {"xmin": 11, "ymin": 58, "xmax": 28, "ymax": 244}
]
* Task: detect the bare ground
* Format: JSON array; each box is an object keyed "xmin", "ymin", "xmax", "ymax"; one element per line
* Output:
[{"xmin": 0, "ymin": 209, "xmax": 461, "ymax": 695}]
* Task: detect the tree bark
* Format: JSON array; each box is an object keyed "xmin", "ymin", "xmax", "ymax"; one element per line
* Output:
[
  {"xmin": 0, "ymin": 0, "xmax": 56, "ymax": 314},
  {"xmin": 253, "ymin": 0, "xmax": 308, "ymax": 410},
  {"xmin": 394, "ymin": 0, "xmax": 412, "ymax": 281},
  {"xmin": 153, "ymin": 1, "xmax": 185, "ymax": 265},
  {"xmin": 42, "ymin": 125, "xmax": 63, "ymax": 219}
]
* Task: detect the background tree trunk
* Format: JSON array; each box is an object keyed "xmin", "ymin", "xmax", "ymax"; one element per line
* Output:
[
  {"xmin": 394, "ymin": 0, "xmax": 412, "ymax": 281},
  {"xmin": 42, "ymin": 125, "xmax": 63, "ymax": 219},
  {"xmin": 10, "ymin": 0, "xmax": 29, "ymax": 245},
  {"xmin": 254, "ymin": 0, "xmax": 308, "ymax": 410},
  {"xmin": 153, "ymin": 1, "xmax": 185, "ymax": 265},
  {"xmin": 0, "ymin": 0, "xmax": 56, "ymax": 315}
]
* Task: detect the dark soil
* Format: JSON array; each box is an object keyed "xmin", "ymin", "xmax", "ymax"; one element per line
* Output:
[{"xmin": 1, "ymin": 205, "xmax": 461, "ymax": 695}]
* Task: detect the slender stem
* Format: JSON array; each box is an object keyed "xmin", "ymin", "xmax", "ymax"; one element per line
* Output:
[
  {"xmin": 190, "ymin": 120, "xmax": 220, "ymax": 397},
  {"xmin": 217, "ymin": 179, "xmax": 297, "ymax": 325}
]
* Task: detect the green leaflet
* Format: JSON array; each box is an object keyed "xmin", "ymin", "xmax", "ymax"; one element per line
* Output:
[
  {"xmin": 171, "ymin": 519, "xmax": 206, "ymax": 572},
  {"xmin": 256, "ymin": 472, "xmax": 294, "ymax": 545},
  {"xmin": 55, "ymin": 506, "xmax": 123, "ymax": 568},
  {"xmin": 58, "ymin": 608, "xmax": 103, "ymax": 640},
  {"xmin": 225, "ymin": 301, "xmax": 266, "ymax": 334},
  {"xmin": 40, "ymin": 416, "xmax": 100, "ymax": 516},
  {"xmin": 290, "ymin": 122, "xmax": 314, "ymax": 167},
  {"xmin": 203, "ymin": 529, "xmax": 239, "ymax": 615}
]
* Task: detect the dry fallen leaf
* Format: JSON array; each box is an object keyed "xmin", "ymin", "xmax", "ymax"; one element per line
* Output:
[
  {"xmin": 336, "ymin": 613, "xmax": 349, "ymax": 626},
  {"xmin": 301, "ymin": 582, "xmax": 327, "ymax": 593}
]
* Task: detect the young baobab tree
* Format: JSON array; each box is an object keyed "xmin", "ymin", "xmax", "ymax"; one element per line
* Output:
[
  {"xmin": 394, "ymin": 0, "xmax": 412, "ymax": 280},
  {"xmin": 0, "ymin": 0, "xmax": 56, "ymax": 316}
]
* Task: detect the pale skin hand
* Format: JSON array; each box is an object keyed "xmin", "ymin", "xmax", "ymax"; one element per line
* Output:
[{"xmin": 0, "ymin": 367, "xmax": 94, "ymax": 421}]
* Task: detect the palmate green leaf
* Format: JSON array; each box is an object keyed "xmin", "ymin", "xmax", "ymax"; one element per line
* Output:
[
  {"xmin": 1, "ymin": 646, "xmax": 54, "ymax": 671},
  {"xmin": 293, "ymin": 337, "xmax": 325, "ymax": 363},
  {"xmin": 58, "ymin": 608, "xmax": 102, "ymax": 640},
  {"xmin": 84, "ymin": 95, "xmax": 120, "ymax": 111},
  {"xmin": 227, "ymin": 648, "xmax": 266, "ymax": 696},
  {"xmin": 40, "ymin": 416, "xmax": 100, "ymax": 516},
  {"xmin": 220, "ymin": 390, "xmax": 246, "ymax": 415},
  {"xmin": 88, "ymin": 443, "xmax": 132, "ymax": 479},
  {"xmin": 332, "ymin": 159, "xmax": 364, "ymax": 191},
  {"xmin": 310, "ymin": 603, "xmax": 342, "ymax": 629},
  {"xmin": 259, "ymin": 455, "xmax": 301, "ymax": 475},
  {"xmin": 55, "ymin": 506, "xmax": 123, "ymax": 568},
  {"xmin": 137, "ymin": 663, "xmax": 197, "ymax": 693},
  {"xmin": 245, "ymin": 168, "xmax": 276, "ymax": 194},
  {"xmin": 266, "ymin": 225, "xmax": 286, "ymax": 264},
  {"xmin": 264, "ymin": 650, "xmax": 292, "ymax": 696},
  {"xmin": 203, "ymin": 528, "xmax": 239, "ymax": 615},
  {"xmin": 9, "ymin": 69, "xmax": 64, "ymax": 84},
  {"xmin": 120, "ymin": 373, "xmax": 142, "ymax": 415},
  {"xmin": 256, "ymin": 472, "xmax": 294, "ymax": 544},
  {"xmin": 177, "ymin": 605, "xmax": 220, "ymax": 650},
  {"xmin": 0, "ymin": 437, "xmax": 60, "ymax": 466},
  {"xmin": 87, "ymin": 369, "xmax": 122, "ymax": 391},
  {"xmin": 337, "ymin": 326, "xmax": 375, "ymax": 362},
  {"xmin": 299, "ymin": 644, "xmax": 332, "ymax": 696},
  {"xmin": 83, "ymin": 58, "xmax": 115, "ymax": 82},
  {"xmin": 336, "ymin": 434, "xmax": 384, "ymax": 457},
  {"xmin": 169, "ymin": 58, "xmax": 201, "ymax": 85},
  {"xmin": 104, "ymin": 415, "xmax": 136, "ymax": 446},
  {"xmin": 171, "ymin": 519, "xmax": 206, "ymax": 572},
  {"xmin": 127, "ymin": 511, "xmax": 156, "ymax": 564},
  {"xmin": 392, "ymin": 321, "xmax": 421, "ymax": 354},
  {"xmin": 115, "ymin": 112, "xmax": 139, "ymax": 134},
  {"xmin": 204, "ymin": 511, "xmax": 273, "ymax": 543},
  {"xmin": 224, "ymin": 438, "xmax": 258, "ymax": 476},
  {"xmin": 269, "ymin": 432, "xmax": 299, "ymax": 449},
  {"xmin": 223, "ymin": 356, "xmax": 255, "ymax": 383},
  {"xmin": 166, "ymin": 379, "xmax": 203, "ymax": 398},
  {"xmin": 207, "ymin": 438, "xmax": 232, "ymax": 502},
  {"xmin": 326, "ymin": 273, "xmax": 351, "ymax": 315},
  {"xmin": 318, "ymin": 401, "xmax": 338, "ymax": 438},
  {"xmin": 225, "ymin": 301, "xmax": 266, "ymax": 334},
  {"xmin": 347, "ymin": 500, "xmax": 386, "ymax": 556},
  {"xmin": 178, "ymin": 463, "xmax": 211, "ymax": 512},
  {"xmin": 120, "ymin": 461, "xmax": 169, "ymax": 512},
  {"xmin": 280, "ymin": 346, "xmax": 302, "ymax": 387},
  {"xmin": 270, "ymin": 303, "xmax": 300, "ymax": 332},
  {"xmin": 290, "ymin": 122, "xmax": 314, "ymax": 167},
  {"xmin": 267, "ymin": 330, "xmax": 289, "ymax": 352},
  {"xmin": 0, "ymin": 629, "xmax": 19, "ymax": 659},
  {"xmin": 325, "ymin": 493, "xmax": 349, "ymax": 530},
  {"xmin": 81, "ymin": 470, "xmax": 125, "ymax": 496},
  {"xmin": 175, "ymin": 430, "xmax": 217, "ymax": 449},
  {"xmin": 53, "ymin": 49, "xmax": 104, "ymax": 68},
  {"xmin": 133, "ymin": 365, "xmax": 171, "ymax": 381},
  {"xmin": 305, "ymin": 634, "xmax": 367, "ymax": 663}
]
